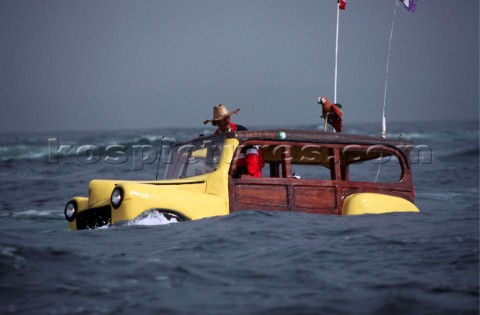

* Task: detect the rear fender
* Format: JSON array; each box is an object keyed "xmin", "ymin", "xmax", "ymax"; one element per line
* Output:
[{"xmin": 342, "ymin": 193, "xmax": 419, "ymax": 215}]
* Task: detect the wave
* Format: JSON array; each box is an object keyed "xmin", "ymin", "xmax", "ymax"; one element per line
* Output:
[
  {"xmin": 0, "ymin": 126, "xmax": 207, "ymax": 162},
  {"xmin": 0, "ymin": 134, "xmax": 180, "ymax": 162},
  {"xmin": 1, "ymin": 122, "xmax": 477, "ymax": 162},
  {"xmin": 437, "ymin": 146, "xmax": 480, "ymax": 161},
  {"xmin": 0, "ymin": 209, "xmax": 63, "ymax": 219},
  {"xmin": 307, "ymin": 121, "xmax": 479, "ymax": 143}
]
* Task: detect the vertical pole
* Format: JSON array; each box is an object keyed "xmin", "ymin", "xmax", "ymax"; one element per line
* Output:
[
  {"xmin": 334, "ymin": 2, "xmax": 340, "ymax": 104},
  {"xmin": 155, "ymin": 136, "xmax": 164, "ymax": 180},
  {"xmin": 382, "ymin": 1, "xmax": 398, "ymax": 139}
]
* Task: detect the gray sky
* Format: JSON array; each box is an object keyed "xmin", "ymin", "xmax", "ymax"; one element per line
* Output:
[{"xmin": 1, "ymin": 0, "xmax": 478, "ymax": 133}]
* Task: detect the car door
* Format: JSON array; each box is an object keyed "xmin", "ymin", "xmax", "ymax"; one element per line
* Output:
[{"xmin": 228, "ymin": 141, "xmax": 340, "ymax": 214}]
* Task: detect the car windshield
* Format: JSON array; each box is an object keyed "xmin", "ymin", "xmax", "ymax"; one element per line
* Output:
[{"xmin": 164, "ymin": 135, "xmax": 225, "ymax": 179}]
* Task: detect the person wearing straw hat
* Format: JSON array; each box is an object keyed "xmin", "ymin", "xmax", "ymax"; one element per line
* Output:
[
  {"xmin": 203, "ymin": 104, "xmax": 247, "ymax": 134},
  {"xmin": 203, "ymin": 104, "xmax": 264, "ymax": 177}
]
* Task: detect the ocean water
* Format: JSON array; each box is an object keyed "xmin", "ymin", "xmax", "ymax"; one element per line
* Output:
[{"xmin": 0, "ymin": 121, "xmax": 478, "ymax": 315}]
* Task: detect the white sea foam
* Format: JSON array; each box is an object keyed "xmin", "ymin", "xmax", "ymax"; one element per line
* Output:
[
  {"xmin": 0, "ymin": 245, "xmax": 27, "ymax": 269},
  {"xmin": 416, "ymin": 191, "xmax": 466, "ymax": 201},
  {"xmin": 8, "ymin": 209, "xmax": 62, "ymax": 218},
  {"xmin": 128, "ymin": 210, "xmax": 179, "ymax": 226}
]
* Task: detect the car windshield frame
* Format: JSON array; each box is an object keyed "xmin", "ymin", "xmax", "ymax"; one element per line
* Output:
[{"xmin": 164, "ymin": 135, "xmax": 226, "ymax": 180}]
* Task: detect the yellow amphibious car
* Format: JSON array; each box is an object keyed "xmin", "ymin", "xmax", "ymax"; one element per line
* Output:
[{"xmin": 64, "ymin": 130, "xmax": 419, "ymax": 230}]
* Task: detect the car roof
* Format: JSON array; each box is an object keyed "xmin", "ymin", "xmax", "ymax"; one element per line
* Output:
[
  {"xmin": 187, "ymin": 129, "xmax": 413, "ymax": 154},
  {"xmin": 230, "ymin": 129, "xmax": 412, "ymax": 146}
]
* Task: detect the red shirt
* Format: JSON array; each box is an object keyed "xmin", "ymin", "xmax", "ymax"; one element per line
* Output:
[
  {"xmin": 236, "ymin": 147, "xmax": 265, "ymax": 178},
  {"xmin": 214, "ymin": 122, "xmax": 246, "ymax": 134},
  {"xmin": 214, "ymin": 122, "xmax": 263, "ymax": 177}
]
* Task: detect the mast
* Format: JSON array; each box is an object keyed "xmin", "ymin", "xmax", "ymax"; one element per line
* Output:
[
  {"xmin": 334, "ymin": 1, "xmax": 341, "ymax": 104},
  {"xmin": 382, "ymin": 1, "xmax": 398, "ymax": 139}
]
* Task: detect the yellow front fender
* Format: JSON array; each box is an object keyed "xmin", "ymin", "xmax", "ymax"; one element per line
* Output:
[{"xmin": 112, "ymin": 181, "xmax": 229, "ymax": 223}]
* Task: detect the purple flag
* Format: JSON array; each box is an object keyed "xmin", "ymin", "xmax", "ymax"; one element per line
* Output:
[{"xmin": 401, "ymin": 0, "xmax": 417, "ymax": 12}]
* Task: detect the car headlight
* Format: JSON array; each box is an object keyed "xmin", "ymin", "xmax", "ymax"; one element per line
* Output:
[
  {"xmin": 111, "ymin": 187, "xmax": 124, "ymax": 209},
  {"xmin": 64, "ymin": 200, "xmax": 77, "ymax": 222}
]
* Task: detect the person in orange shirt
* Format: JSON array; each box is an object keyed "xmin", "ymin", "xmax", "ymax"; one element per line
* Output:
[{"xmin": 318, "ymin": 96, "xmax": 343, "ymax": 132}]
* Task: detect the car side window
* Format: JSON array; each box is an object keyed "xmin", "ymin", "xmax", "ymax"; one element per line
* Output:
[
  {"xmin": 289, "ymin": 144, "xmax": 334, "ymax": 180},
  {"xmin": 342, "ymin": 146, "xmax": 403, "ymax": 183},
  {"xmin": 256, "ymin": 143, "xmax": 334, "ymax": 180}
]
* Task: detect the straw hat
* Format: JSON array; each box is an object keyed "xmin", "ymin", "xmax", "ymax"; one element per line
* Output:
[{"xmin": 203, "ymin": 104, "xmax": 240, "ymax": 125}]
